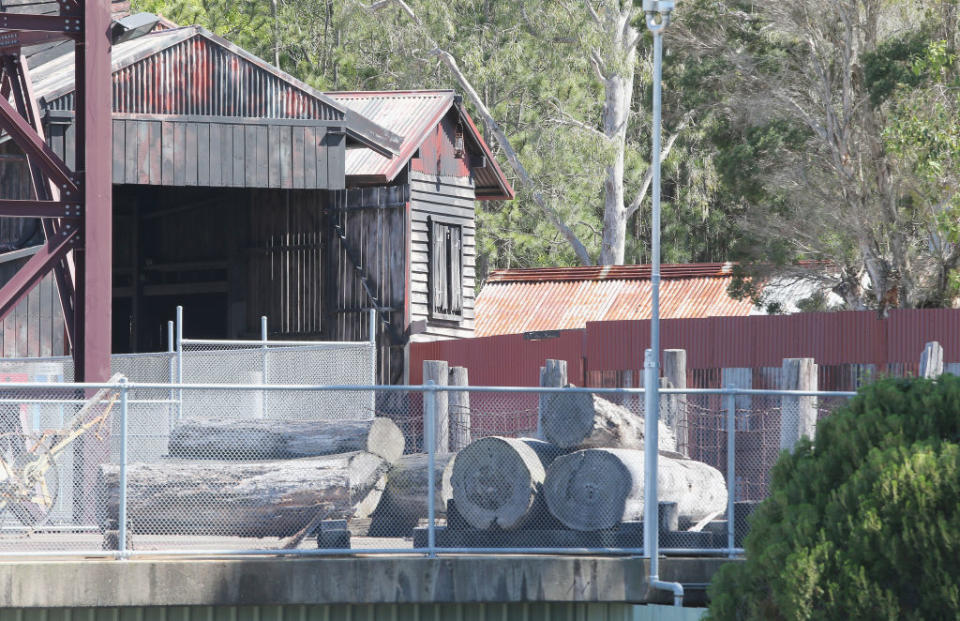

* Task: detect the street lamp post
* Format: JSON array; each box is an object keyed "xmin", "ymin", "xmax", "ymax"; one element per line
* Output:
[{"xmin": 641, "ymin": 0, "xmax": 684, "ymax": 607}]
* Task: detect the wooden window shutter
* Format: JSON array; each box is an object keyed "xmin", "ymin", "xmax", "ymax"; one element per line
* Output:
[
  {"xmin": 449, "ymin": 225, "xmax": 463, "ymax": 314},
  {"xmin": 431, "ymin": 219, "xmax": 447, "ymax": 313}
]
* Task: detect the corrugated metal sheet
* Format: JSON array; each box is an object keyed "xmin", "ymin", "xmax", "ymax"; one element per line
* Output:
[
  {"xmin": 329, "ymin": 90, "xmax": 514, "ymax": 199},
  {"xmin": 475, "ymin": 263, "xmax": 751, "ymax": 337},
  {"xmin": 28, "ymin": 27, "xmax": 402, "ymax": 155},
  {"xmin": 411, "ymin": 308, "xmax": 960, "ymax": 389},
  {"xmin": 0, "ymin": 604, "xmax": 667, "ymax": 621},
  {"xmin": 330, "ymin": 90, "xmax": 455, "ymax": 181},
  {"xmin": 486, "ymin": 263, "xmax": 734, "ymax": 282},
  {"xmin": 36, "ymin": 28, "xmax": 342, "ymax": 119}
]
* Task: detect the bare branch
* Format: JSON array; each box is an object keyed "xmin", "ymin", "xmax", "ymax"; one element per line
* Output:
[
  {"xmin": 624, "ymin": 116, "xmax": 689, "ymax": 219},
  {"xmin": 429, "ymin": 48, "xmax": 594, "ymax": 264},
  {"xmin": 361, "ymin": 0, "xmax": 595, "ymax": 263}
]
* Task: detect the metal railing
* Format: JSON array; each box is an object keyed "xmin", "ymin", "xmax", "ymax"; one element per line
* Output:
[{"xmin": 0, "ymin": 378, "xmax": 856, "ymax": 559}]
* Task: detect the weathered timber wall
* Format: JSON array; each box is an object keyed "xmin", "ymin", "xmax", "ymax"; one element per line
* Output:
[
  {"xmin": 328, "ymin": 186, "xmax": 407, "ymax": 384},
  {"xmin": 408, "ymin": 170, "xmax": 476, "ymax": 342}
]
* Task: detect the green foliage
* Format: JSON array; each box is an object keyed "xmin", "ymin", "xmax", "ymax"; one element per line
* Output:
[{"xmin": 706, "ymin": 376, "xmax": 960, "ymax": 620}]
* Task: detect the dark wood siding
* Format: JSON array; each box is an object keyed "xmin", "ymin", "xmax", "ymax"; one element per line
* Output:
[
  {"xmin": 409, "ymin": 170, "xmax": 476, "ymax": 341},
  {"xmin": 328, "ymin": 186, "xmax": 407, "ymax": 384},
  {"xmin": 46, "ymin": 114, "xmax": 346, "ymax": 190}
]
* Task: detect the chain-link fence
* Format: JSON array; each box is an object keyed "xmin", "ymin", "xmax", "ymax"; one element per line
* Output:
[{"xmin": 0, "ymin": 380, "xmax": 856, "ymax": 558}]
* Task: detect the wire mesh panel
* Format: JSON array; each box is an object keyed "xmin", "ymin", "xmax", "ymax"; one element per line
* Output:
[
  {"xmin": 0, "ymin": 378, "xmax": 857, "ymax": 557},
  {"xmin": 0, "ymin": 383, "xmax": 120, "ymax": 552},
  {"xmin": 179, "ymin": 342, "xmax": 376, "ymax": 423}
]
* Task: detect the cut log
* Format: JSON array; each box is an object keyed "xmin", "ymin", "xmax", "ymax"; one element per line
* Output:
[
  {"xmin": 367, "ymin": 453, "xmax": 454, "ymax": 537},
  {"xmin": 539, "ymin": 392, "xmax": 675, "ymax": 451},
  {"xmin": 543, "ymin": 448, "xmax": 727, "ymax": 531},
  {"xmin": 98, "ymin": 451, "xmax": 389, "ymax": 537},
  {"xmin": 168, "ymin": 417, "xmax": 404, "ymax": 464},
  {"xmin": 446, "ymin": 437, "xmax": 564, "ymax": 530}
]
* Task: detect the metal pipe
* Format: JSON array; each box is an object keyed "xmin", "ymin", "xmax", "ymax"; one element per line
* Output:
[
  {"xmin": 260, "ymin": 315, "xmax": 268, "ymax": 420},
  {"xmin": 726, "ymin": 388, "xmax": 736, "ymax": 557},
  {"xmin": 424, "ymin": 380, "xmax": 437, "ymax": 558},
  {"xmin": 644, "ymin": 0, "xmax": 682, "ymax": 607},
  {"xmin": 175, "ymin": 305, "xmax": 183, "ymax": 420},
  {"xmin": 368, "ymin": 308, "xmax": 377, "ymax": 414},
  {"xmin": 167, "ymin": 320, "xmax": 175, "ymax": 432},
  {"xmin": 118, "ymin": 377, "xmax": 129, "ymax": 558}
]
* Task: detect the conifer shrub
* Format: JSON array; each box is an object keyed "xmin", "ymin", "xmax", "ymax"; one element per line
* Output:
[{"xmin": 705, "ymin": 375, "xmax": 960, "ymax": 620}]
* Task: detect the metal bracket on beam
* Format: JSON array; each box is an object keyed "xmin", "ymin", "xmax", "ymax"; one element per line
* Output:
[
  {"xmin": 0, "ymin": 200, "xmax": 81, "ymax": 219},
  {"xmin": 0, "ymin": 14, "xmax": 82, "ymax": 34}
]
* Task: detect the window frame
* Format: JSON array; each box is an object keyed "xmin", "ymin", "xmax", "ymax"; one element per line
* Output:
[{"xmin": 428, "ymin": 215, "xmax": 464, "ymax": 321}]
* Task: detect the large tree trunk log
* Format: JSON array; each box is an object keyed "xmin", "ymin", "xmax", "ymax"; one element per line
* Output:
[
  {"xmin": 445, "ymin": 437, "xmax": 563, "ymax": 530},
  {"xmin": 543, "ymin": 448, "xmax": 727, "ymax": 531},
  {"xmin": 539, "ymin": 393, "xmax": 675, "ymax": 451},
  {"xmin": 367, "ymin": 453, "xmax": 455, "ymax": 537},
  {"xmin": 168, "ymin": 417, "xmax": 404, "ymax": 464},
  {"xmin": 98, "ymin": 451, "xmax": 389, "ymax": 537}
]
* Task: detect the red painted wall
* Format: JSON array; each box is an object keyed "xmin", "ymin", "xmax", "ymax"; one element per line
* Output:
[{"xmin": 410, "ymin": 309, "xmax": 960, "ymax": 388}]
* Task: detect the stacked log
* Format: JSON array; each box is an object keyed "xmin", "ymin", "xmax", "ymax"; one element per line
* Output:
[
  {"xmin": 444, "ymin": 437, "xmax": 562, "ymax": 530},
  {"xmin": 99, "ymin": 451, "xmax": 389, "ymax": 537},
  {"xmin": 543, "ymin": 447, "xmax": 727, "ymax": 531},
  {"xmin": 169, "ymin": 418, "xmax": 404, "ymax": 463},
  {"xmin": 100, "ymin": 417, "xmax": 405, "ymax": 538},
  {"xmin": 539, "ymin": 392, "xmax": 676, "ymax": 451}
]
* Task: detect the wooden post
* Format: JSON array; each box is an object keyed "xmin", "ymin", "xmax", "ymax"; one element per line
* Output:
[
  {"xmin": 919, "ymin": 341, "xmax": 943, "ymax": 379},
  {"xmin": 538, "ymin": 359, "xmax": 567, "ymax": 439},
  {"xmin": 780, "ymin": 358, "xmax": 817, "ymax": 451},
  {"xmin": 423, "ymin": 360, "xmax": 449, "ymax": 455},
  {"xmin": 449, "ymin": 366, "xmax": 470, "ymax": 451},
  {"xmin": 663, "ymin": 349, "xmax": 687, "ymax": 456},
  {"xmin": 722, "ymin": 368, "xmax": 752, "ymax": 431}
]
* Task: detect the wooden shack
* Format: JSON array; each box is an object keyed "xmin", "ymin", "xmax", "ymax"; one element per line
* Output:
[{"xmin": 0, "ymin": 20, "xmax": 513, "ymax": 383}]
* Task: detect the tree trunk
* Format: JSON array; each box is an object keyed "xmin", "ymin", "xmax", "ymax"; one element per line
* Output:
[
  {"xmin": 543, "ymin": 448, "xmax": 727, "ymax": 531},
  {"xmin": 98, "ymin": 451, "xmax": 389, "ymax": 537},
  {"xmin": 539, "ymin": 392, "xmax": 675, "ymax": 451},
  {"xmin": 168, "ymin": 417, "xmax": 404, "ymax": 464},
  {"xmin": 445, "ymin": 436, "xmax": 563, "ymax": 530},
  {"xmin": 367, "ymin": 453, "xmax": 454, "ymax": 537},
  {"xmin": 598, "ymin": 36, "xmax": 636, "ymax": 265}
]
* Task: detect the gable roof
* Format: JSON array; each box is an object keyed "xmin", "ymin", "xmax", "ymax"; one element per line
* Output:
[
  {"xmin": 329, "ymin": 90, "xmax": 514, "ymax": 200},
  {"xmin": 475, "ymin": 262, "xmax": 757, "ymax": 336},
  {"xmin": 28, "ymin": 25, "xmax": 402, "ymax": 156}
]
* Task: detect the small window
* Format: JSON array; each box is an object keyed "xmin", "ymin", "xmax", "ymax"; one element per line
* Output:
[{"xmin": 430, "ymin": 218, "xmax": 463, "ymax": 320}]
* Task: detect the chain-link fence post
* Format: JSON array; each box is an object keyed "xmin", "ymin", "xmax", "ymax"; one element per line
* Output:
[
  {"xmin": 424, "ymin": 380, "xmax": 437, "ymax": 558},
  {"xmin": 725, "ymin": 386, "xmax": 736, "ymax": 557},
  {"xmin": 118, "ymin": 376, "xmax": 129, "ymax": 558},
  {"xmin": 260, "ymin": 316, "xmax": 268, "ymax": 420},
  {"xmin": 167, "ymin": 320, "xmax": 175, "ymax": 430},
  {"xmin": 368, "ymin": 309, "xmax": 377, "ymax": 416},
  {"xmin": 176, "ymin": 306, "xmax": 184, "ymax": 420}
]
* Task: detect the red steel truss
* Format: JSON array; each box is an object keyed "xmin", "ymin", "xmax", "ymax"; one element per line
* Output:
[{"xmin": 0, "ymin": 0, "xmax": 112, "ymax": 382}]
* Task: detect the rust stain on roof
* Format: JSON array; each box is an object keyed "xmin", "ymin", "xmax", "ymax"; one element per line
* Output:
[{"xmin": 475, "ymin": 262, "xmax": 754, "ymax": 336}]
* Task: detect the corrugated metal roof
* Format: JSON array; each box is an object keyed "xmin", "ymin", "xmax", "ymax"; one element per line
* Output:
[
  {"xmin": 329, "ymin": 90, "xmax": 514, "ymax": 199},
  {"xmin": 475, "ymin": 263, "xmax": 753, "ymax": 337},
  {"xmin": 28, "ymin": 26, "xmax": 403, "ymax": 156},
  {"xmin": 330, "ymin": 90, "xmax": 454, "ymax": 181},
  {"xmin": 486, "ymin": 262, "xmax": 734, "ymax": 283}
]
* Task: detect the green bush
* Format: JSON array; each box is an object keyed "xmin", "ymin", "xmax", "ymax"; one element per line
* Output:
[{"xmin": 705, "ymin": 376, "xmax": 960, "ymax": 621}]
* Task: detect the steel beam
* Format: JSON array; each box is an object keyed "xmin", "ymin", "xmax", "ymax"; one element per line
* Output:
[
  {"xmin": 74, "ymin": 0, "xmax": 113, "ymax": 382},
  {"xmin": 12, "ymin": 53, "xmax": 78, "ymax": 351},
  {"xmin": 0, "ymin": 91, "xmax": 77, "ymax": 193},
  {"xmin": 0, "ymin": 200, "xmax": 80, "ymax": 218},
  {"xmin": 0, "ymin": 13, "xmax": 82, "ymax": 33},
  {"xmin": 0, "ymin": 228, "xmax": 78, "ymax": 322}
]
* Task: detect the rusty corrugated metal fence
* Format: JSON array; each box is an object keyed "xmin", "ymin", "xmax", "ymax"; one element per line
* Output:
[{"xmin": 411, "ymin": 309, "xmax": 960, "ymax": 390}]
